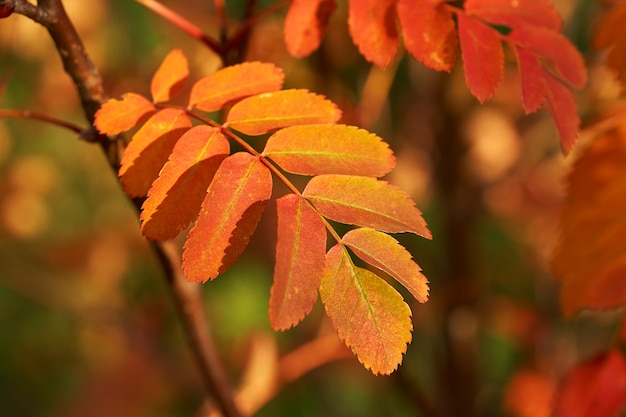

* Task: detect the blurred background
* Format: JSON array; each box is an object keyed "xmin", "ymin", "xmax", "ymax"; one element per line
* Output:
[{"xmin": 0, "ymin": 0, "xmax": 622, "ymax": 416}]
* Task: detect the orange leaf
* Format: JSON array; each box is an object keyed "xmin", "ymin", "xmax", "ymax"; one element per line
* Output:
[
  {"xmin": 225, "ymin": 89, "xmax": 341, "ymax": 136},
  {"xmin": 262, "ymin": 124, "xmax": 395, "ymax": 177},
  {"xmin": 514, "ymin": 46, "xmax": 546, "ymax": 114},
  {"xmin": 457, "ymin": 13, "xmax": 504, "ymax": 103},
  {"xmin": 140, "ymin": 126, "xmax": 230, "ymax": 241},
  {"xmin": 320, "ymin": 244, "xmax": 412, "ymax": 375},
  {"xmin": 189, "ymin": 62, "xmax": 284, "ymax": 112},
  {"xmin": 554, "ymin": 351, "xmax": 626, "ymax": 417},
  {"xmin": 302, "ymin": 175, "xmax": 431, "ymax": 238},
  {"xmin": 182, "ymin": 153, "xmax": 272, "ymax": 282},
  {"xmin": 593, "ymin": 2, "xmax": 626, "ymax": 88},
  {"xmin": 465, "ymin": 0, "xmax": 562, "ymax": 30},
  {"xmin": 347, "ymin": 0, "xmax": 399, "ymax": 68},
  {"xmin": 544, "ymin": 72, "xmax": 580, "ymax": 155},
  {"xmin": 269, "ymin": 194, "xmax": 327, "ymax": 330},
  {"xmin": 342, "ymin": 228, "xmax": 429, "ymax": 303},
  {"xmin": 119, "ymin": 108, "xmax": 191, "ymax": 197},
  {"xmin": 150, "ymin": 49, "xmax": 189, "ymax": 103},
  {"xmin": 284, "ymin": 0, "xmax": 337, "ymax": 58},
  {"xmin": 552, "ymin": 125, "xmax": 626, "ymax": 315},
  {"xmin": 397, "ymin": 0, "xmax": 458, "ymax": 72},
  {"xmin": 94, "ymin": 93, "xmax": 156, "ymax": 135}
]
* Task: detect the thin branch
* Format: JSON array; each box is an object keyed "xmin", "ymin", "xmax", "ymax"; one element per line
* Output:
[
  {"xmin": 5, "ymin": 0, "xmax": 53, "ymax": 26},
  {"xmin": 0, "ymin": 109, "xmax": 83, "ymax": 134}
]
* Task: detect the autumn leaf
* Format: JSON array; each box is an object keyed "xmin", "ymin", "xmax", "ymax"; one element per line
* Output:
[
  {"xmin": 552, "ymin": 124, "xmax": 626, "ymax": 315},
  {"xmin": 347, "ymin": 0, "xmax": 399, "ymax": 68},
  {"xmin": 94, "ymin": 93, "xmax": 156, "ymax": 135},
  {"xmin": 150, "ymin": 48, "xmax": 189, "ymax": 103},
  {"xmin": 544, "ymin": 72, "xmax": 580, "ymax": 154},
  {"xmin": 320, "ymin": 244, "xmax": 412, "ymax": 375},
  {"xmin": 284, "ymin": 0, "xmax": 337, "ymax": 58},
  {"xmin": 554, "ymin": 351, "xmax": 626, "ymax": 417},
  {"xmin": 514, "ymin": 46, "xmax": 546, "ymax": 114},
  {"xmin": 269, "ymin": 194, "xmax": 327, "ymax": 330},
  {"xmin": 302, "ymin": 174, "xmax": 431, "ymax": 238},
  {"xmin": 182, "ymin": 153, "xmax": 272, "ymax": 282},
  {"xmin": 342, "ymin": 228, "xmax": 428, "ymax": 303},
  {"xmin": 457, "ymin": 13, "xmax": 504, "ymax": 103},
  {"xmin": 140, "ymin": 126, "xmax": 230, "ymax": 241},
  {"xmin": 225, "ymin": 89, "xmax": 342, "ymax": 136},
  {"xmin": 189, "ymin": 62, "xmax": 284, "ymax": 112},
  {"xmin": 593, "ymin": 1, "xmax": 626, "ymax": 88},
  {"xmin": 396, "ymin": 0, "xmax": 458, "ymax": 72},
  {"xmin": 262, "ymin": 124, "xmax": 395, "ymax": 177},
  {"xmin": 119, "ymin": 108, "xmax": 191, "ymax": 197},
  {"xmin": 465, "ymin": 0, "xmax": 562, "ymax": 30}
]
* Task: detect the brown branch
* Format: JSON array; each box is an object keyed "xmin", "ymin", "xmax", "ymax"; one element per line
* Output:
[
  {"xmin": 10, "ymin": 1, "xmax": 241, "ymax": 416},
  {"xmin": 0, "ymin": 109, "xmax": 83, "ymax": 134}
]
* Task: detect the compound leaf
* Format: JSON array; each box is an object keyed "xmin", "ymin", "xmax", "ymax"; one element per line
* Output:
[
  {"xmin": 189, "ymin": 62, "xmax": 284, "ymax": 112},
  {"xmin": 262, "ymin": 124, "xmax": 395, "ymax": 177},
  {"xmin": 321, "ymin": 244, "xmax": 412, "ymax": 375},
  {"xmin": 182, "ymin": 153, "xmax": 272, "ymax": 282},
  {"xmin": 150, "ymin": 48, "xmax": 189, "ymax": 103},
  {"xmin": 270, "ymin": 194, "xmax": 327, "ymax": 330},
  {"xmin": 347, "ymin": 0, "xmax": 399, "ymax": 68},
  {"xmin": 94, "ymin": 93, "xmax": 156, "ymax": 135},
  {"xmin": 140, "ymin": 126, "xmax": 230, "ymax": 241},
  {"xmin": 284, "ymin": 0, "xmax": 337, "ymax": 58}
]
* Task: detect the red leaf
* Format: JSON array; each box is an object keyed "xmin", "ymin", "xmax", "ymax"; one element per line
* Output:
[
  {"xmin": 465, "ymin": 0, "xmax": 562, "ymax": 30},
  {"xmin": 182, "ymin": 153, "xmax": 272, "ymax": 282},
  {"xmin": 140, "ymin": 126, "xmax": 230, "ymax": 241},
  {"xmin": 457, "ymin": 13, "xmax": 504, "ymax": 103},
  {"xmin": 514, "ymin": 46, "xmax": 546, "ymax": 114},
  {"xmin": 544, "ymin": 72, "xmax": 580, "ymax": 155},
  {"xmin": 119, "ymin": 108, "xmax": 191, "ymax": 197},
  {"xmin": 189, "ymin": 62, "xmax": 284, "ymax": 112},
  {"xmin": 225, "ymin": 89, "xmax": 342, "ymax": 136},
  {"xmin": 262, "ymin": 124, "xmax": 395, "ymax": 177},
  {"xmin": 342, "ymin": 228, "xmax": 429, "ymax": 303},
  {"xmin": 150, "ymin": 49, "xmax": 189, "ymax": 103},
  {"xmin": 270, "ymin": 194, "xmax": 327, "ymax": 330},
  {"xmin": 397, "ymin": 0, "xmax": 458, "ymax": 72},
  {"xmin": 320, "ymin": 244, "xmax": 412, "ymax": 375},
  {"xmin": 347, "ymin": 0, "xmax": 399, "ymax": 68},
  {"xmin": 302, "ymin": 175, "xmax": 431, "ymax": 238},
  {"xmin": 284, "ymin": 0, "xmax": 337, "ymax": 58},
  {"xmin": 554, "ymin": 351, "xmax": 626, "ymax": 417},
  {"xmin": 94, "ymin": 93, "xmax": 156, "ymax": 135}
]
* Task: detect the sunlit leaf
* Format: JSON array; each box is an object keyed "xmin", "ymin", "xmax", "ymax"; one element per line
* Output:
[
  {"xmin": 554, "ymin": 351, "xmax": 626, "ymax": 417},
  {"xmin": 182, "ymin": 153, "xmax": 272, "ymax": 282},
  {"xmin": 397, "ymin": 0, "xmax": 458, "ymax": 72},
  {"xmin": 347, "ymin": 0, "xmax": 399, "ymax": 68},
  {"xmin": 150, "ymin": 49, "xmax": 189, "ymax": 103},
  {"xmin": 225, "ymin": 89, "xmax": 341, "ymax": 136},
  {"xmin": 342, "ymin": 228, "xmax": 428, "ymax": 303},
  {"xmin": 303, "ymin": 175, "xmax": 431, "ymax": 238},
  {"xmin": 465, "ymin": 0, "xmax": 562, "ymax": 30},
  {"xmin": 320, "ymin": 244, "xmax": 412, "ymax": 375},
  {"xmin": 140, "ymin": 126, "xmax": 230, "ymax": 241},
  {"xmin": 262, "ymin": 124, "xmax": 395, "ymax": 177},
  {"xmin": 457, "ymin": 13, "xmax": 504, "ymax": 103},
  {"xmin": 270, "ymin": 194, "xmax": 327, "ymax": 330},
  {"xmin": 284, "ymin": 0, "xmax": 337, "ymax": 58},
  {"xmin": 119, "ymin": 108, "xmax": 191, "ymax": 197},
  {"xmin": 189, "ymin": 62, "xmax": 284, "ymax": 112},
  {"xmin": 94, "ymin": 93, "xmax": 156, "ymax": 135}
]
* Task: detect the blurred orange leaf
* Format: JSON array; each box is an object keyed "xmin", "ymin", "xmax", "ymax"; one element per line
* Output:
[
  {"xmin": 347, "ymin": 0, "xmax": 398, "ymax": 68},
  {"xmin": 284, "ymin": 0, "xmax": 337, "ymax": 58},
  {"xmin": 594, "ymin": 1, "xmax": 626, "ymax": 89},
  {"xmin": 94, "ymin": 93, "xmax": 156, "ymax": 135},
  {"xmin": 150, "ymin": 48, "xmax": 189, "ymax": 103},
  {"xmin": 504, "ymin": 370, "xmax": 556, "ymax": 417}
]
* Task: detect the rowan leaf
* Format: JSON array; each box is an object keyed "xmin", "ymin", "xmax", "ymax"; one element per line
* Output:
[
  {"xmin": 140, "ymin": 126, "xmax": 230, "ymax": 241},
  {"xmin": 342, "ymin": 228, "xmax": 429, "ymax": 303},
  {"xmin": 270, "ymin": 194, "xmax": 327, "ymax": 330},
  {"xmin": 302, "ymin": 175, "xmax": 431, "ymax": 238},
  {"xmin": 94, "ymin": 93, "xmax": 156, "ymax": 135},
  {"xmin": 457, "ymin": 13, "xmax": 504, "ymax": 103},
  {"xmin": 554, "ymin": 351, "xmax": 626, "ymax": 417},
  {"xmin": 182, "ymin": 153, "xmax": 272, "ymax": 283},
  {"xmin": 544, "ymin": 72, "xmax": 580, "ymax": 155},
  {"xmin": 593, "ymin": 1, "xmax": 626, "ymax": 88},
  {"xmin": 347, "ymin": 0, "xmax": 399, "ymax": 68},
  {"xmin": 189, "ymin": 62, "xmax": 284, "ymax": 112},
  {"xmin": 284, "ymin": 0, "xmax": 337, "ymax": 58},
  {"xmin": 465, "ymin": 0, "xmax": 562, "ymax": 30},
  {"xmin": 225, "ymin": 89, "xmax": 342, "ymax": 136},
  {"xmin": 262, "ymin": 124, "xmax": 395, "ymax": 177},
  {"xmin": 552, "ymin": 125, "xmax": 626, "ymax": 315},
  {"xmin": 396, "ymin": 0, "xmax": 458, "ymax": 72},
  {"xmin": 320, "ymin": 244, "xmax": 412, "ymax": 375},
  {"xmin": 514, "ymin": 45, "xmax": 546, "ymax": 114},
  {"xmin": 150, "ymin": 48, "xmax": 189, "ymax": 103},
  {"xmin": 119, "ymin": 108, "xmax": 191, "ymax": 197}
]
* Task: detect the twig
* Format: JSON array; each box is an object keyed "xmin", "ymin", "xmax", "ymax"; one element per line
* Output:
[{"xmin": 0, "ymin": 109, "xmax": 83, "ymax": 134}]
